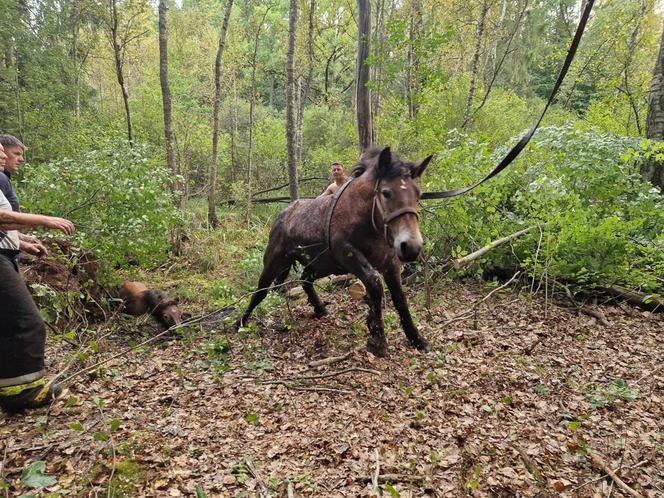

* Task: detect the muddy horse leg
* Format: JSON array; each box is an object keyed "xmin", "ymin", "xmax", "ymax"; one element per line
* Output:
[
  {"xmin": 335, "ymin": 243, "xmax": 387, "ymax": 357},
  {"xmin": 384, "ymin": 268, "xmax": 431, "ymax": 352},
  {"xmin": 236, "ymin": 256, "xmax": 291, "ymax": 328},
  {"xmin": 300, "ymin": 269, "xmax": 327, "ymax": 318}
]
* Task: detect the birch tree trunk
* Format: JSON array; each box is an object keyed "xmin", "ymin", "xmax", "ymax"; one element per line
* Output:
[
  {"xmin": 356, "ymin": 0, "xmax": 373, "ymax": 151},
  {"xmin": 462, "ymin": 0, "xmax": 489, "ymax": 130},
  {"xmin": 644, "ymin": 21, "xmax": 664, "ymax": 190},
  {"xmin": 208, "ymin": 0, "xmax": 234, "ymax": 227},
  {"xmin": 286, "ymin": 0, "xmax": 299, "ymax": 200}
]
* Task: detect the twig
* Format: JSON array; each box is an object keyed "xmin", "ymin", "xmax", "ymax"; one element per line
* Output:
[
  {"xmin": 443, "ymin": 271, "xmax": 521, "ymax": 326},
  {"xmin": 372, "ymin": 448, "xmax": 380, "ymax": 495},
  {"xmin": 357, "ymin": 473, "xmax": 426, "ymax": 485},
  {"xmin": 308, "ymin": 351, "xmax": 354, "ymax": 368},
  {"xmin": 571, "ymin": 461, "xmax": 647, "ymax": 492},
  {"xmin": 284, "ymin": 367, "xmax": 380, "ymax": 382},
  {"xmin": 244, "ymin": 458, "xmax": 272, "ymax": 498},
  {"xmin": 514, "ymin": 444, "xmax": 543, "ymax": 482},
  {"xmin": 587, "ymin": 452, "xmax": 645, "ymax": 498},
  {"xmin": 258, "ymin": 380, "xmax": 352, "ymax": 394},
  {"xmin": 287, "ymin": 481, "xmax": 294, "ymax": 498}
]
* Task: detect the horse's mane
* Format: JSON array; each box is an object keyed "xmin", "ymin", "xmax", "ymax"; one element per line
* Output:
[{"xmin": 351, "ymin": 147, "xmax": 415, "ymax": 180}]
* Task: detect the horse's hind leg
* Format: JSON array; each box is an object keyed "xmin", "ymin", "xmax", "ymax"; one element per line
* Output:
[
  {"xmin": 301, "ymin": 269, "xmax": 327, "ymax": 318},
  {"xmin": 236, "ymin": 256, "xmax": 291, "ymax": 328}
]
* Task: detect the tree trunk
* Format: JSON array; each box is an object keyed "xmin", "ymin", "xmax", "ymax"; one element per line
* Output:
[
  {"xmin": 208, "ymin": 0, "xmax": 234, "ymax": 227},
  {"xmin": 296, "ymin": 0, "xmax": 315, "ymax": 164},
  {"xmin": 371, "ymin": 0, "xmax": 386, "ymax": 121},
  {"xmin": 407, "ymin": 0, "xmax": 422, "ymax": 120},
  {"xmin": 159, "ymin": 0, "xmax": 178, "ymax": 201},
  {"xmin": 462, "ymin": 0, "xmax": 489, "ymax": 130},
  {"xmin": 286, "ymin": 0, "xmax": 299, "ymax": 200},
  {"xmin": 248, "ymin": 7, "xmax": 271, "ymax": 202},
  {"xmin": 110, "ymin": 0, "xmax": 133, "ymax": 145},
  {"xmin": 619, "ymin": 0, "xmax": 647, "ymax": 136},
  {"xmin": 356, "ymin": 0, "xmax": 373, "ymax": 151},
  {"xmin": 644, "ymin": 21, "xmax": 664, "ymax": 190}
]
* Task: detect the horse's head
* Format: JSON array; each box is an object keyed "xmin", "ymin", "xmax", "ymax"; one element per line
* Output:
[
  {"xmin": 357, "ymin": 147, "xmax": 432, "ymax": 262},
  {"xmin": 159, "ymin": 301, "xmax": 183, "ymax": 328}
]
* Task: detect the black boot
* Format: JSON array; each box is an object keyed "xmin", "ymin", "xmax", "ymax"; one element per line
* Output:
[{"xmin": 0, "ymin": 383, "xmax": 62, "ymax": 414}]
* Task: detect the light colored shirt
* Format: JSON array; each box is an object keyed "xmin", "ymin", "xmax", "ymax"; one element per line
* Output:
[{"xmin": 0, "ymin": 189, "xmax": 20, "ymax": 251}]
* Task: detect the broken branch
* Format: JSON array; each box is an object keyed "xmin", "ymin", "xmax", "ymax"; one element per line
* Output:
[
  {"xmin": 588, "ymin": 452, "xmax": 645, "ymax": 498},
  {"xmin": 453, "ymin": 226, "xmax": 535, "ymax": 269}
]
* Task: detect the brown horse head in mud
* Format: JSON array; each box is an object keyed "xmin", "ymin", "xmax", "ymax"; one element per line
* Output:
[{"xmin": 237, "ymin": 146, "xmax": 433, "ymax": 357}]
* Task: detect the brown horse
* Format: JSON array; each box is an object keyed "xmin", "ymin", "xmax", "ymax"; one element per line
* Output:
[{"xmin": 237, "ymin": 147, "xmax": 432, "ymax": 357}]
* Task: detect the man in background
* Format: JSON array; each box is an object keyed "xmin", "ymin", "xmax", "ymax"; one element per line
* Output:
[{"xmin": 319, "ymin": 162, "xmax": 348, "ymax": 197}]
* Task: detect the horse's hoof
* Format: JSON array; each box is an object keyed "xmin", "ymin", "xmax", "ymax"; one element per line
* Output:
[
  {"xmin": 413, "ymin": 338, "xmax": 432, "ymax": 353},
  {"xmin": 367, "ymin": 338, "xmax": 388, "ymax": 357},
  {"xmin": 313, "ymin": 307, "xmax": 328, "ymax": 319}
]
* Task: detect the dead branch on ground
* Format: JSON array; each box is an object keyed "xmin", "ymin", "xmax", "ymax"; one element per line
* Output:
[{"xmin": 588, "ymin": 452, "xmax": 645, "ymax": 498}]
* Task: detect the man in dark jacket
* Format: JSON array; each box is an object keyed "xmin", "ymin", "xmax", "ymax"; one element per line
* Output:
[
  {"xmin": 0, "ymin": 142, "xmax": 76, "ymax": 414},
  {"xmin": 0, "ymin": 135, "xmax": 23, "ymax": 211}
]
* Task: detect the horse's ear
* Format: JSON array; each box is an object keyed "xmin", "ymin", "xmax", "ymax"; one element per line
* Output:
[
  {"xmin": 412, "ymin": 154, "xmax": 433, "ymax": 178},
  {"xmin": 378, "ymin": 147, "xmax": 392, "ymax": 178}
]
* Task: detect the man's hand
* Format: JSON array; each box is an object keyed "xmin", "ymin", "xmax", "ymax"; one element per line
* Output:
[
  {"xmin": 41, "ymin": 216, "xmax": 75, "ymax": 236},
  {"xmin": 20, "ymin": 240, "xmax": 49, "ymax": 257}
]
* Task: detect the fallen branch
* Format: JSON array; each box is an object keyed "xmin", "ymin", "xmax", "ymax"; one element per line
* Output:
[
  {"xmin": 571, "ymin": 460, "xmax": 647, "ymax": 492},
  {"xmin": 514, "ymin": 444, "xmax": 543, "ymax": 482},
  {"xmin": 285, "ymin": 367, "xmax": 380, "ymax": 382},
  {"xmin": 308, "ymin": 351, "xmax": 355, "ymax": 368},
  {"xmin": 561, "ymin": 285, "xmax": 609, "ymax": 326},
  {"xmin": 244, "ymin": 458, "xmax": 272, "ymax": 498},
  {"xmin": 588, "ymin": 452, "xmax": 645, "ymax": 498},
  {"xmin": 453, "ymin": 226, "xmax": 535, "ymax": 269},
  {"xmin": 357, "ymin": 473, "xmax": 427, "ymax": 485},
  {"xmin": 372, "ymin": 449, "xmax": 380, "ymax": 495},
  {"xmin": 606, "ymin": 285, "xmax": 664, "ymax": 313},
  {"xmin": 258, "ymin": 380, "xmax": 352, "ymax": 394}
]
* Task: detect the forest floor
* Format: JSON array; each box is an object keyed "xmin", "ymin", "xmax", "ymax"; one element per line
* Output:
[{"xmin": 1, "ymin": 279, "xmax": 662, "ymax": 497}]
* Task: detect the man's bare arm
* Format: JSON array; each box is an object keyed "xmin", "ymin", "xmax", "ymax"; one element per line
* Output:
[{"xmin": 0, "ymin": 210, "xmax": 75, "ymax": 235}]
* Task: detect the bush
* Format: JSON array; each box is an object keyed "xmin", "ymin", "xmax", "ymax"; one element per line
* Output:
[
  {"xmin": 421, "ymin": 125, "xmax": 664, "ymax": 292},
  {"xmin": 18, "ymin": 138, "xmax": 180, "ymax": 275}
]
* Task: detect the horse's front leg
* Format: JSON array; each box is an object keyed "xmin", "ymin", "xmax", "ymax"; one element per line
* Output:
[
  {"xmin": 335, "ymin": 243, "xmax": 388, "ymax": 357},
  {"xmin": 384, "ymin": 268, "xmax": 431, "ymax": 352}
]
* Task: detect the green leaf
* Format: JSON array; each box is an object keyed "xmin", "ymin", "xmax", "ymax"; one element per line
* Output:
[
  {"xmin": 21, "ymin": 461, "xmax": 57, "ymax": 489},
  {"xmin": 384, "ymin": 483, "xmax": 401, "ymax": 497},
  {"xmin": 195, "ymin": 485, "xmax": 208, "ymax": 498},
  {"xmin": 110, "ymin": 419, "xmax": 121, "ymax": 432},
  {"xmin": 94, "ymin": 431, "xmax": 109, "ymax": 442},
  {"xmin": 246, "ymin": 413, "xmax": 260, "ymax": 426},
  {"xmin": 68, "ymin": 422, "xmax": 84, "ymax": 431}
]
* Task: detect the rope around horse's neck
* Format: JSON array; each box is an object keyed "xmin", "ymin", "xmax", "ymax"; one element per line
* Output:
[{"xmin": 325, "ymin": 177, "xmax": 357, "ymax": 252}]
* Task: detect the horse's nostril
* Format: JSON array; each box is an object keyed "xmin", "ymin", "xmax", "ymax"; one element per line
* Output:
[{"xmin": 400, "ymin": 241, "xmax": 409, "ymax": 254}]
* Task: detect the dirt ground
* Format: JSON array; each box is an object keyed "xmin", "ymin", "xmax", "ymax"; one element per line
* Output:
[{"xmin": 1, "ymin": 281, "xmax": 662, "ymax": 497}]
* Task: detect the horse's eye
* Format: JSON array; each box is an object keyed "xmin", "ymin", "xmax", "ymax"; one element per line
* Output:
[{"xmin": 381, "ymin": 189, "xmax": 392, "ymax": 199}]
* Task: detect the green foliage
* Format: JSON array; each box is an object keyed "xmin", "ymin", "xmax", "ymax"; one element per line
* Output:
[
  {"xmin": 19, "ymin": 138, "xmax": 179, "ymax": 274},
  {"xmin": 21, "ymin": 461, "xmax": 57, "ymax": 489},
  {"xmin": 421, "ymin": 125, "xmax": 664, "ymax": 293},
  {"xmin": 586, "ymin": 379, "xmax": 640, "ymax": 410}
]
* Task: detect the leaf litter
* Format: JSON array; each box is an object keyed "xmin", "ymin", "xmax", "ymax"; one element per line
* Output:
[{"xmin": 1, "ymin": 281, "xmax": 662, "ymax": 497}]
